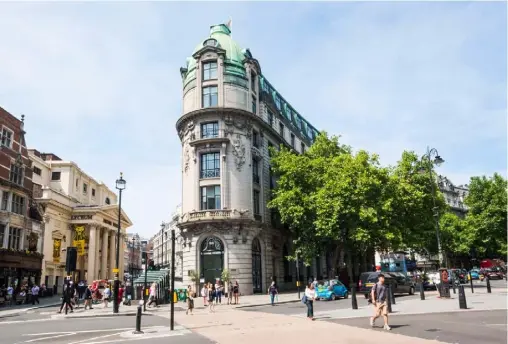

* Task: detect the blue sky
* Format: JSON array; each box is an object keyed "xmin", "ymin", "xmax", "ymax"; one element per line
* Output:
[{"xmin": 0, "ymin": 2, "xmax": 505, "ymax": 238}]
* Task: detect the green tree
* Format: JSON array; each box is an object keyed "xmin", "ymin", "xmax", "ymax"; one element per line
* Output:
[
  {"xmin": 439, "ymin": 212, "xmax": 474, "ymax": 266},
  {"xmin": 464, "ymin": 173, "xmax": 507, "ymax": 257}
]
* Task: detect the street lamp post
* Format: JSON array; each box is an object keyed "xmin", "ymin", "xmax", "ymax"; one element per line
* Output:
[
  {"xmin": 421, "ymin": 147, "xmax": 445, "ymax": 268},
  {"xmin": 160, "ymin": 222, "xmax": 165, "ymax": 268},
  {"xmin": 113, "ymin": 173, "xmax": 126, "ymax": 314},
  {"xmin": 170, "ymin": 227, "xmax": 175, "ymax": 331}
]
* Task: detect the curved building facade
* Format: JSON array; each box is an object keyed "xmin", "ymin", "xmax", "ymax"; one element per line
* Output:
[{"xmin": 176, "ymin": 23, "xmax": 320, "ymax": 294}]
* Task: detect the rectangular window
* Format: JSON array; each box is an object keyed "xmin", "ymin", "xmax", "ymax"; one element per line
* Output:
[
  {"xmin": 301, "ymin": 142, "xmax": 305, "ymax": 153},
  {"xmin": 83, "ymin": 183, "xmax": 88, "ymax": 194},
  {"xmin": 279, "ymin": 122, "xmax": 284, "ymax": 137},
  {"xmin": 1, "ymin": 192, "xmax": 8, "ymax": 211},
  {"xmin": 267, "ymin": 111, "xmax": 274, "ymax": 127},
  {"xmin": 1, "ymin": 127, "xmax": 13, "ymax": 148},
  {"xmin": 51, "ymin": 172, "xmax": 61, "ymax": 181},
  {"xmin": 92, "ymin": 188, "xmax": 96, "ymax": 197},
  {"xmin": 253, "ymin": 190, "xmax": 260, "ymax": 215},
  {"xmin": 251, "ymin": 71, "xmax": 256, "ymax": 92},
  {"xmin": 201, "ymin": 122, "xmax": 219, "ymax": 138},
  {"xmin": 202, "ymin": 86, "xmax": 218, "ymax": 107},
  {"xmin": 275, "ymin": 97, "xmax": 281, "ymax": 110},
  {"xmin": 200, "ymin": 152, "xmax": 220, "ymax": 179},
  {"xmin": 200, "ymin": 185, "xmax": 221, "ymax": 210},
  {"xmin": 253, "ymin": 130, "xmax": 260, "ymax": 148},
  {"xmin": 11, "ymin": 194, "xmax": 25, "ymax": 215},
  {"xmin": 290, "ymin": 133, "xmax": 295, "ymax": 148},
  {"xmin": 203, "ymin": 61, "xmax": 218, "ymax": 81},
  {"xmin": 268, "ymin": 142, "xmax": 274, "ymax": 158},
  {"xmin": 0, "ymin": 224, "xmax": 4, "ymax": 248},
  {"xmin": 252, "ymin": 96, "xmax": 257, "ymax": 114},
  {"xmin": 9, "ymin": 164, "xmax": 23, "ymax": 185},
  {"xmin": 252, "ymin": 158, "xmax": 260, "ymax": 184},
  {"xmin": 8, "ymin": 227, "xmax": 21, "ymax": 250},
  {"xmin": 33, "ymin": 166, "xmax": 41, "ymax": 176},
  {"xmin": 75, "ymin": 178, "xmax": 79, "ymax": 188}
]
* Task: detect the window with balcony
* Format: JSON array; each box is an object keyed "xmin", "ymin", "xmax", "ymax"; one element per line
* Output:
[
  {"xmin": 252, "ymin": 96, "xmax": 257, "ymax": 114},
  {"xmin": 1, "ymin": 192, "xmax": 8, "ymax": 211},
  {"xmin": 252, "ymin": 158, "xmax": 260, "ymax": 184},
  {"xmin": 202, "ymin": 86, "xmax": 218, "ymax": 107},
  {"xmin": 200, "ymin": 152, "xmax": 220, "ymax": 179},
  {"xmin": 51, "ymin": 172, "xmax": 61, "ymax": 181},
  {"xmin": 203, "ymin": 61, "xmax": 218, "ymax": 81},
  {"xmin": 253, "ymin": 130, "xmax": 260, "ymax": 148},
  {"xmin": 11, "ymin": 194, "xmax": 25, "ymax": 215},
  {"xmin": 200, "ymin": 185, "xmax": 221, "ymax": 210},
  {"xmin": 290, "ymin": 133, "xmax": 295, "ymax": 149},
  {"xmin": 33, "ymin": 166, "xmax": 41, "ymax": 176},
  {"xmin": 8, "ymin": 227, "xmax": 22, "ymax": 250},
  {"xmin": 267, "ymin": 110, "xmax": 274, "ymax": 127},
  {"xmin": 1, "ymin": 127, "xmax": 13, "ymax": 148},
  {"xmin": 9, "ymin": 164, "xmax": 23, "ymax": 185},
  {"xmin": 201, "ymin": 122, "xmax": 219, "ymax": 138},
  {"xmin": 253, "ymin": 190, "xmax": 260, "ymax": 215},
  {"xmin": 279, "ymin": 122, "xmax": 284, "ymax": 137}
]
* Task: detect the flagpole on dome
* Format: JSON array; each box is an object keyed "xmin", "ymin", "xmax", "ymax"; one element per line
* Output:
[{"xmin": 227, "ymin": 17, "xmax": 232, "ymax": 37}]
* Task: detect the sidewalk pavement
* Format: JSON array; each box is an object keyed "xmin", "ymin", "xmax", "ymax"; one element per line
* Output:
[
  {"xmin": 167, "ymin": 305, "xmax": 445, "ymax": 344},
  {"xmin": 0, "ymin": 295, "xmax": 61, "ymax": 318}
]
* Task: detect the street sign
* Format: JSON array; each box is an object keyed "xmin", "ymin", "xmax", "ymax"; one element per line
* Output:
[{"xmin": 113, "ymin": 268, "xmax": 119, "ymax": 273}]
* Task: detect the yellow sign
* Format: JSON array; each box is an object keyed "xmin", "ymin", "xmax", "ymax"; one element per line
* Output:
[
  {"xmin": 53, "ymin": 239, "xmax": 61, "ymax": 263},
  {"xmin": 296, "ymin": 281, "xmax": 301, "ymax": 287},
  {"xmin": 173, "ymin": 291, "xmax": 178, "ymax": 303},
  {"xmin": 113, "ymin": 268, "xmax": 119, "ymax": 273},
  {"xmin": 73, "ymin": 226, "xmax": 86, "ymax": 257},
  {"xmin": 74, "ymin": 226, "xmax": 86, "ymax": 241}
]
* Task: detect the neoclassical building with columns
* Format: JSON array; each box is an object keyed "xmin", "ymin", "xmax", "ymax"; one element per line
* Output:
[
  {"xmin": 176, "ymin": 23, "xmax": 322, "ymax": 295},
  {"xmin": 29, "ymin": 150, "xmax": 132, "ymax": 291}
]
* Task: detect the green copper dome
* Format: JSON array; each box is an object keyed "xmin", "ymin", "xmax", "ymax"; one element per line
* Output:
[{"xmin": 182, "ymin": 23, "xmax": 248, "ymax": 86}]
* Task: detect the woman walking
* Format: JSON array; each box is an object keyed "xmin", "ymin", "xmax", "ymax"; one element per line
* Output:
[
  {"xmin": 186, "ymin": 285, "xmax": 194, "ymax": 315},
  {"xmin": 268, "ymin": 281, "xmax": 278, "ymax": 306},
  {"xmin": 201, "ymin": 283, "xmax": 208, "ymax": 307},
  {"xmin": 233, "ymin": 281, "xmax": 240, "ymax": 305},
  {"xmin": 208, "ymin": 283, "xmax": 216, "ymax": 313},
  {"xmin": 304, "ymin": 282, "xmax": 316, "ymax": 320}
]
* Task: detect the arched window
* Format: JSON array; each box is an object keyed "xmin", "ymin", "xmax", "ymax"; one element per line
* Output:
[
  {"xmin": 252, "ymin": 238, "xmax": 262, "ymax": 293},
  {"xmin": 105, "ymin": 197, "xmax": 111, "ymax": 205},
  {"xmin": 200, "ymin": 236, "xmax": 224, "ymax": 284}
]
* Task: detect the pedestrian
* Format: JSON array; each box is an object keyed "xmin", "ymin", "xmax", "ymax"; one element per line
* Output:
[
  {"xmin": 215, "ymin": 281, "xmax": 222, "ymax": 304},
  {"xmin": 84, "ymin": 285, "xmax": 94, "ymax": 310},
  {"xmin": 201, "ymin": 283, "xmax": 208, "ymax": 307},
  {"xmin": 148, "ymin": 282, "xmax": 157, "ymax": 307},
  {"xmin": 369, "ymin": 273, "xmax": 391, "ymax": 331},
  {"xmin": 31, "ymin": 284, "xmax": 40, "ymax": 305},
  {"xmin": 58, "ymin": 281, "xmax": 74, "ymax": 313},
  {"xmin": 304, "ymin": 282, "xmax": 316, "ymax": 320},
  {"xmin": 103, "ymin": 284, "xmax": 111, "ymax": 308},
  {"xmin": 208, "ymin": 282, "xmax": 216, "ymax": 313},
  {"xmin": 186, "ymin": 285, "xmax": 194, "ymax": 315},
  {"xmin": 233, "ymin": 281, "xmax": 240, "ymax": 305},
  {"xmin": 268, "ymin": 281, "xmax": 278, "ymax": 306}
]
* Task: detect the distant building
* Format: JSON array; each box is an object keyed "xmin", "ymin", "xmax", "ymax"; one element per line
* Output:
[
  {"xmin": 29, "ymin": 149, "xmax": 133, "ymax": 290},
  {"xmin": 437, "ymin": 175, "xmax": 469, "ymax": 217},
  {"xmin": 125, "ymin": 233, "xmax": 143, "ymax": 278},
  {"xmin": 152, "ymin": 206, "xmax": 183, "ymax": 280}
]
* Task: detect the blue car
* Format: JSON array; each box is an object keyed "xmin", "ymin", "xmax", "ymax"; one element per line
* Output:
[
  {"xmin": 315, "ymin": 279, "xmax": 349, "ymax": 301},
  {"xmin": 470, "ymin": 269, "xmax": 480, "ymax": 280}
]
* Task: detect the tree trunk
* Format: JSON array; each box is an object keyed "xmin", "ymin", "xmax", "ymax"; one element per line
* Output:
[
  {"xmin": 329, "ymin": 244, "xmax": 341, "ymax": 279},
  {"xmin": 346, "ymin": 246, "xmax": 353, "ymax": 287}
]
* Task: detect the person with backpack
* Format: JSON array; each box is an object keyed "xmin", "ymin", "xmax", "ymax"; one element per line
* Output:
[{"xmin": 369, "ymin": 273, "xmax": 391, "ymax": 330}]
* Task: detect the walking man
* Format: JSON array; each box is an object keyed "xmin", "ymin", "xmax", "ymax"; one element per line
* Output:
[
  {"xmin": 369, "ymin": 273, "xmax": 391, "ymax": 330},
  {"xmin": 31, "ymin": 284, "xmax": 40, "ymax": 305}
]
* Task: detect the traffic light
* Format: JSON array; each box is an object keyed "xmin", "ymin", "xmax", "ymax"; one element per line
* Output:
[
  {"xmin": 142, "ymin": 251, "xmax": 147, "ymax": 265},
  {"xmin": 148, "ymin": 259, "xmax": 155, "ymax": 271}
]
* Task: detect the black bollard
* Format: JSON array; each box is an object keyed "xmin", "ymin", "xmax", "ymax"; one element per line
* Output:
[
  {"xmin": 386, "ymin": 285, "xmax": 393, "ymax": 313},
  {"xmin": 390, "ymin": 285, "xmax": 396, "ymax": 305},
  {"xmin": 451, "ymin": 277, "xmax": 456, "ymax": 294},
  {"xmin": 133, "ymin": 305, "xmax": 144, "ymax": 334},
  {"xmin": 419, "ymin": 282, "xmax": 425, "ymax": 300},
  {"xmin": 469, "ymin": 272, "xmax": 474, "ymax": 293},
  {"xmin": 458, "ymin": 285, "xmax": 467, "ymax": 309},
  {"xmin": 351, "ymin": 286, "xmax": 358, "ymax": 310},
  {"xmin": 486, "ymin": 276, "xmax": 492, "ymax": 293}
]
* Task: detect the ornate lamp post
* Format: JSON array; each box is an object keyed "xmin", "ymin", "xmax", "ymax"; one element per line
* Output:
[
  {"xmin": 130, "ymin": 236, "xmax": 136, "ymax": 278},
  {"xmin": 420, "ymin": 147, "xmax": 445, "ymax": 267},
  {"xmin": 113, "ymin": 172, "xmax": 126, "ymax": 314}
]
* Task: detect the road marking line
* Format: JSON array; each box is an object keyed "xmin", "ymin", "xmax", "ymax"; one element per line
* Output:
[
  {"xmin": 67, "ymin": 331, "xmax": 125, "ymax": 344},
  {"xmin": 0, "ymin": 319, "xmax": 49, "ymax": 325},
  {"xmin": 84, "ymin": 332, "xmax": 185, "ymax": 344},
  {"xmin": 23, "ymin": 327, "xmax": 165, "ymax": 336},
  {"xmin": 24, "ymin": 333, "xmax": 75, "ymax": 343}
]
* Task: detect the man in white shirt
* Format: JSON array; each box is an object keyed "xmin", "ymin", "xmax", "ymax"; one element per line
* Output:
[
  {"xmin": 6, "ymin": 286, "xmax": 13, "ymax": 305},
  {"xmin": 31, "ymin": 285, "xmax": 40, "ymax": 305}
]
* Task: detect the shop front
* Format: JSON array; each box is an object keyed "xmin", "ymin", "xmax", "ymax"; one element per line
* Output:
[{"xmin": 0, "ymin": 249, "xmax": 43, "ymax": 291}]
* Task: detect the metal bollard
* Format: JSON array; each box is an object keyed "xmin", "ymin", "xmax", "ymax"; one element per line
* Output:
[
  {"xmin": 132, "ymin": 305, "xmax": 144, "ymax": 334},
  {"xmin": 451, "ymin": 278, "xmax": 456, "ymax": 294},
  {"xmin": 486, "ymin": 276, "xmax": 492, "ymax": 293},
  {"xmin": 419, "ymin": 282, "xmax": 425, "ymax": 300},
  {"xmin": 458, "ymin": 285, "xmax": 467, "ymax": 309},
  {"xmin": 351, "ymin": 286, "xmax": 358, "ymax": 310},
  {"xmin": 469, "ymin": 272, "xmax": 474, "ymax": 293},
  {"xmin": 390, "ymin": 285, "xmax": 396, "ymax": 305},
  {"xmin": 386, "ymin": 285, "xmax": 393, "ymax": 313}
]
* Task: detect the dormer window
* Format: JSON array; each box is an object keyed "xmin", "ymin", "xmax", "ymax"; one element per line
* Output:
[
  {"xmin": 204, "ymin": 38, "xmax": 217, "ymax": 47},
  {"xmin": 203, "ymin": 61, "xmax": 218, "ymax": 81},
  {"xmin": 105, "ymin": 197, "xmax": 111, "ymax": 205}
]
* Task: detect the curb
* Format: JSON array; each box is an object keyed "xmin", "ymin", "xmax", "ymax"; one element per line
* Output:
[
  {"xmin": 60, "ymin": 312, "xmax": 154, "ymax": 319},
  {"xmin": 234, "ymin": 299, "xmax": 300, "ymax": 309},
  {"xmin": 0, "ymin": 302, "xmax": 60, "ymax": 319}
]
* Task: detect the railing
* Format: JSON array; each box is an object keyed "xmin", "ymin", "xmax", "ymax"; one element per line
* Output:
[
  {"xmin": 200, "ymin": 168, "xmax": 220, "ymax": 179},
  {"xmin": 189, "ymin": 129, "xmax": 229, "ymax": 144},
  {"xmin": 188, "ymin": 209, "xmax": 232, "ymax": 221}
]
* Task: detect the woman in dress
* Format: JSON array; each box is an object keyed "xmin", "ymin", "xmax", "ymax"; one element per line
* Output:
[
  {"xmin": 208, "ymin": 283, "xmax": 216, "ymax": 313},
  {"xmin": 233, "ymin": 281, "xmax": 240, "ymax": 305},
  {"xmin": 186, "ymin": 285, "xmax": 194, "ymax": 315}
]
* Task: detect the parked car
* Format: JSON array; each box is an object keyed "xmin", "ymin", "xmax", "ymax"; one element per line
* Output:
[
  {"xmin": 358, "ymin": 271, "xmax": 415, "ymax": 299},
  {"xmin": 469, "ymin": 269, "xmax": 480, "ymax": 280},
  {"xmin": 450, "ymin": 269, "xmax": 466, "ymax": 284},
  {"xmin": 484, "ymin": 268, "xmax": 504, "ymax": 280},
  {"xmin": 315, "ymin": 279, "xmax": 349, "ymax": 301}
]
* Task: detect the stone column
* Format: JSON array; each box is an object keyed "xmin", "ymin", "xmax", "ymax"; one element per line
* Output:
[
  {"xmin": 101, "ymin": 228, "xmax": 108, "ymax": 279},
  {"xmin": 87, "ymin": 225, "xmax": 97, "ymax": 281},
  {"xmin": 109, "ymin": 231, "xmax": 115, "ymax": 278},
  {"xmin": 95, "ymin": 228, "xmax": 100, "ymax": 280}
]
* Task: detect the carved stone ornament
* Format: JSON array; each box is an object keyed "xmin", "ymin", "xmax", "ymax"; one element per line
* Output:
[
  {"xmin": 184, "ymin": 145, "xmax": 190, "ymax": 173},
  {"xmin": 222, "ymin": 114, "xmax": 253, "ymax": 139},
  {"xmin": 231, "ymin": 136, "xmax": 246, "ymax": 171},
  {"xmin": 179, "ymin": 120, "xmax": 195, "ymax": 140}
]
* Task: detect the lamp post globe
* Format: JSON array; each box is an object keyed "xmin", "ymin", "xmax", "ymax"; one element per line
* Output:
[{"xmin": 113, "ymin": 172, "xmax": 126, "ymax": 314}]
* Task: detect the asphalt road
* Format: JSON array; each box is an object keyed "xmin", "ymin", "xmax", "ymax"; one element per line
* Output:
[
  {"xmin": 1, "ymin": 314, "xmax": 213, "ymax": 344},
  {"xmin": 332, "ymin": 310, "xmax": 507, "ymax": 344}
]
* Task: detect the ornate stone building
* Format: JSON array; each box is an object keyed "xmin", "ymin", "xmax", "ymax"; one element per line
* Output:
[
  {"xmin": 437, "ymin": 175, "xmax": 469, "ymax": 218},
  {"xmin": 176, "ymin": 23, "xmax": 320, "ymax": 294},
  {"xmin": 29, "ymin": 150, "xmax": 133, "ymax": 291}
]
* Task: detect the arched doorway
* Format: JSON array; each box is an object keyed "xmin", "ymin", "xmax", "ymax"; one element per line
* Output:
[
  {"xmin": 200, "ymin": 236, "xmax": 224, "ymax": 285},
  {"xmin": 252, "ymin": 238, "xmax": 262, "ymax": 293}
]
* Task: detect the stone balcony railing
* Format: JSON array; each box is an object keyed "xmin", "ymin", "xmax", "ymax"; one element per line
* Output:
[
  {"xmin": 189, "ymin": 129, "xmax": 230, "ymax": 147},
  {"xmin": 179, "ymin": 209, "xmax": 261, "ymax": 226}
]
